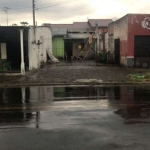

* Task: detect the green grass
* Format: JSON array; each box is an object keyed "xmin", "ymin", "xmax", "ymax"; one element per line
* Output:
[
  {"xmin": 144, "ymin": 72, "xmax": 150, "ymax": 79},
  {"xmin": 128, "ymin": 74, "xmax": 144, "ymax": 82}
]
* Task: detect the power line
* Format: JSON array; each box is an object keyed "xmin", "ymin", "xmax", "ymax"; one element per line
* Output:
[
  {"xmin": 2, "ymin": 0, "xmax": 78, "ymax": 14},
  {"xmin": 37, "ymin": 0, "xmax": 78, "ymax": 10},
  {"xmin": 36, "ymin": 0, "xmax": 75, "ymax": 7}
]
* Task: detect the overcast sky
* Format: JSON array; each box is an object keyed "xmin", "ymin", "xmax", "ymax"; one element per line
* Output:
[{"xmin": 0, "ymin": 0, "xmax": 150, "ymax": 26}]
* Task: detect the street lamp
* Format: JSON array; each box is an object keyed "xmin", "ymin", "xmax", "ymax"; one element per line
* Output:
[{"xmin": 3, "ymin": 7, "xmax": 10, "ymax": 26}]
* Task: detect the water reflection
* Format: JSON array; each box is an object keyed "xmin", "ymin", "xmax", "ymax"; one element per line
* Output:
[
  {"xmin": 0, "ymin": 86, "xmax": 150, "ymax": 126},
  {"xmin": 0, "ymin": 86, "xmax": 150, "ymax": 105},
  {"xmin": 114, "ymin": 86, "xmax": 150, "ymax": 123}
]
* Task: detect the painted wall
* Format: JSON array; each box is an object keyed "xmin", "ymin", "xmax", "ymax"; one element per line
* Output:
[
  {"xmin": 128, "ymin": 14, "xmax": 150, "ymax": 56},
  {"xmin": 28, "ymin": 27, "xmax": 58, "ymax": 70},
  {"xmin": 108, "ymin": 22, "xmax": 115, "ymax": 54},
  {"xmin": 108, "ymin": 16, "xmax": 128, "ymax": 65},
  {"xmin": 52, "ymin": 37, "xmax": 64, "ymax": 59},
  {"xmin": 113, "ymin": 15, "xmax": 128, "ymax": 65}
]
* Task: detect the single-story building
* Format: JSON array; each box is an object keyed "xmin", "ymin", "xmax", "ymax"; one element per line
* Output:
[
  {"xmin": 42, "ymin": 19, "xmax": 112, "ymax": 61},
  {"xmin": 108, "ymin": 14, "xmax": 150, "ymax": 67},
  {"xmin": 0, "ymin": 26, "xmax": 58, "ymax": 74},
  {"xmin": 0, "ymin": 26, "xmax": 29, "ymax": 71}
]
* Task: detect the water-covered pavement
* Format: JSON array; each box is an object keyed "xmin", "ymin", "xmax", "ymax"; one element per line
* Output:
[
  {"xmin": 0, "ymin": 85, "xmax": 150, "ymax": 150},
  {"xmin": 0, "ymin": 61, "xmax": 148, "ymax": 86}
]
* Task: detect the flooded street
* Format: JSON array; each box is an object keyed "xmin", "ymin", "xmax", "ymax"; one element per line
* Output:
[{"xmin": 0, "ymin": 85, "xmax": 150, "ymax": 150}]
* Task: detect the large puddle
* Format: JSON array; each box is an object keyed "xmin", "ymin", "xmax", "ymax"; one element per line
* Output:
[{"xmin": 0, "ymin": 85, "xmax": 150, "ymax": 128}]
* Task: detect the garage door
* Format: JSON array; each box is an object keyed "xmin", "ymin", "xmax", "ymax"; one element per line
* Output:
[{"xmin": 134, "ymin": 36, "xmax": 150, "ymax": 57}]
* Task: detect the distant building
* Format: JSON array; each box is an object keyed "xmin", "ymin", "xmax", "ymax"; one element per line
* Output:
[{"xmin": 42, "ymin": 19, "xmax": 112, "ymax": 60}]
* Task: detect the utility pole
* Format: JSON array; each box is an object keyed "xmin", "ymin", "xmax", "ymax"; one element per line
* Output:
[
  {"xmin": 32, "ymin": 0, "xmax": 36, "ymax": 42},
  {"xmin": 95, "ymin": 21, "xmax": 100, "ymax": 53},
  {"xmin": 3, "ymin": 7, "xmax": 10, "ymax": 26}
]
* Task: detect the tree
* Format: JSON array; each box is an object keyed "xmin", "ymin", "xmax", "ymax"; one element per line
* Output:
[
  {"xmin": 20, "ymin": 21, "xmax": 28, "ymax": 26},
  {"xmin": 12, "ymin": 23, "xmax": 18, "ymax": 26}
]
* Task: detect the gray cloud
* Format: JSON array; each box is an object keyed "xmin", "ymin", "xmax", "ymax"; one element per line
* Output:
[{"xmin": 0, "ymin": 0, "xmax": 150, "ymax": 26}]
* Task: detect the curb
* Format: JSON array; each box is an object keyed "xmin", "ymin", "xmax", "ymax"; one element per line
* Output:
[{"xmin": 0, "ymin": 82, "xmax": 150, "ymax": 88}]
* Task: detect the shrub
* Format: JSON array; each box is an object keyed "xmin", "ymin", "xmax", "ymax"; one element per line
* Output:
[{"xmin": 95, "ymin": 50, "xmax": 108, "ymax": 63}]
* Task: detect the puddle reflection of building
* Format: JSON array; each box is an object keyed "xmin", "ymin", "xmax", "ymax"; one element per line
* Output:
[
  {"xmin": 0, "ymin": 86, "xmax": 54, "ymax": 104},
  {"xmin": 0, "ymin": 86, "xmax": 54, "ymax": 128},
  {"xmin": 114, "ymin": 86, "xmax": 150, "ymax": 122},
  {"xmin": 115, "ymin": 104, "xmax": 150, "ymax": 120}
]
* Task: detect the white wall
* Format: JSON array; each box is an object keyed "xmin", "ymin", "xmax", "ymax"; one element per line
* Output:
[
  {"xmin": 1, "ymin": 43, "xmax": 7, "ymax": 59},
  {"xmin": 28, "ymin": 27, "xmax": 58, "ymax": 70}
]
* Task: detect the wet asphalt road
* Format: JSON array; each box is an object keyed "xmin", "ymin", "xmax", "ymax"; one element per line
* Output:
[{"xmin": 0, "ymin": 85, "xmax": 150, "ymax": 150}]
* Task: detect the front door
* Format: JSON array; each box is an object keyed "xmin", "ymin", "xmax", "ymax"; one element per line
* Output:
[
  {"xmin": 64, "ymin": 42, "xmax": 73, "ymax": 61},
  {"xmin": 114, "ymin": 39, "xmax": 120, "ymax": 65}
]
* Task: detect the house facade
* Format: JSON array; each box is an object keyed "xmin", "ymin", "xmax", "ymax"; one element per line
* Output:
[
  {"xmin": 108, "ymin": 14, "xmax": 150, "ymax": 67},
  {"xmin": 42, "ymin": 19, "xmax": 112, "ymax": 61},
  {"xmin": 0, "ymin": 26, "xmax": 29, "ymax": 71},
  {"xmin": 0, "ymin": 26, "xmax": 58, "ymax": 73}
]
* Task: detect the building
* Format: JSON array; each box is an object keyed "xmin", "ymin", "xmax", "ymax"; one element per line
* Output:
[
  {"xmin": 0, "ymin": 26, "xmax": 58, "ymax": 74},
  {"xmin": 0, "ymin": 26, "xmax": 29, "ymax": 72},
  {"xmin": 108, "ymin": 14, "xmax": 150, "ymax": 67},
  {"xmin": 42, "ymin": 19, "xmax": 112, "ymax": 61}
]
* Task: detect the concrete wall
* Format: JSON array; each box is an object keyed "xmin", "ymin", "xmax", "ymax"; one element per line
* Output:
[
  {"xmin": 108, "ymin": 16, "xmax": 128, "ymax": 65},
  {"xmin": 108, "ymin": 22, "xmax": 115, "ymax": 54},
  {"xmin": 28, "ymin": 27, "xmax": 53, "ymax": 70},
  {"xmin": 105, "ymin": 33, "xmax": 108, "ymax": 51},
  {"xmin": 113, "ymin": 15, "xmax": 128, "ymax": 66}
]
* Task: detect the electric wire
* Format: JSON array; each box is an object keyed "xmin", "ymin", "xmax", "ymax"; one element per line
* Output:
[{"xmin": 0, "ymin": 0, "xmax": 78, "ymax": 14}]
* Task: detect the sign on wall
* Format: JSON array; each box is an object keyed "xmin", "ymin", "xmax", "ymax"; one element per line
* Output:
[{"xmin": 142, "ymin": 17, "xmax": 150, "ymax": 29}]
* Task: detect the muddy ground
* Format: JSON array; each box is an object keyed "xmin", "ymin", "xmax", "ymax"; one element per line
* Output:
[{"xmin": 0, "ymin": 61, "xmax": 149, "ymax": 86}]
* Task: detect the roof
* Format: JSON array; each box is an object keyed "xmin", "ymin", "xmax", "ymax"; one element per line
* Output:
[
  {"xmin": 51, "ymin": 28, "xmax": 67, "ymax": 36},
  {"xmin": 42, "ymin": 19, "xmax": 112, "ymax": 33},
  {"xmin": 88, "ymin": 19, "xmax": 113, "ymax": 27},
  {"xmin": 0, "ymin": 26, "xmax": 29, "ymax": 42},
  {"xmin": 42, "ymin": 22, "xmax": 94, "ymax": 32}
]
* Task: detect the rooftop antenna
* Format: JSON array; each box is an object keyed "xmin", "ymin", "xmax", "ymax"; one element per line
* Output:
[{"xmin": 3, "ymin": 7, "xmax": 10, "ymax": 26}]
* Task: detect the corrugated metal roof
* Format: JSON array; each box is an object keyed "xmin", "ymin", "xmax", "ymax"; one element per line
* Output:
[
  {"xmin": 43, "ymin": 22, "xmax": 94, "ymax": 32},
  {"xmin": 88, "ymin": 19, "xmax": 113, "ymax": 27},
  {"xmin": 42, "ymin": 19, "xmax": 112, "ymax": 32},
  {"xmin": 51, "ymin": 28, "xmax": 67, "ymax": 36},
  {"xmin": 68, "ymin": 33, "xmax": 90, "ymax": 39}
]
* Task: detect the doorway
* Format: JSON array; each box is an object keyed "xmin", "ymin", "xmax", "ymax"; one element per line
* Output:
[
  {"xmin": 64, "ymin": 42, "xmax": 73, "ymax": 61},
  {"xmin": 114, "ymin": 39, "xmax": 120, "ymax": 65}
]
